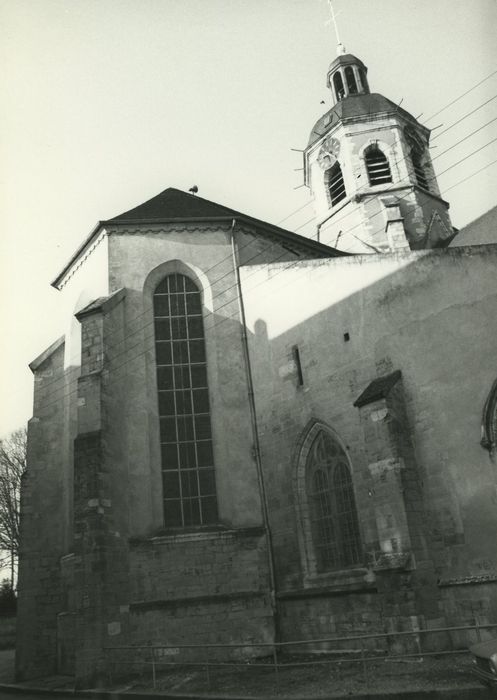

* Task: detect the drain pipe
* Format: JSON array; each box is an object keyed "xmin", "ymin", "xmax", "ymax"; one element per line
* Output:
[{"xmin": 229, "ymin": 218, "xmax": 279, "ymax": 641}]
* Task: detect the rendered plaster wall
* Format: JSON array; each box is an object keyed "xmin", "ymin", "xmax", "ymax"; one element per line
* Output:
[
  {"xmin": 242, "ymin": 245, "xmax": 497, "ymax": 641},
  {"xmin": 56, "ymin": 233, "xmax": 109, "ymax": 370},
  {"xmin": 104, "ymin": 221, "xmax": 308, "ymax": 537}
]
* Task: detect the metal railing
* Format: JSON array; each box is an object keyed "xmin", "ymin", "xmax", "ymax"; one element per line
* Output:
[{"xmin": 104, "ymin": 619, "xmax": 497, "ymax": 690}]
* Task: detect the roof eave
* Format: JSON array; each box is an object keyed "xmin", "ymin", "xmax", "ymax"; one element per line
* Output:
[
  {"xmin": 51, "ymin": 221, "xmax": 106, "ymax": 290},
  {"xmin": 105, "ymin": 214, "xmax": 346, "ymax": 257},
  {"xmin": 29, "ymin": 336, "xmax": 65, "ymax": 372},
  {"xmin": 53, "ymin": 214, "xmax": 345, "ymax": 289}
]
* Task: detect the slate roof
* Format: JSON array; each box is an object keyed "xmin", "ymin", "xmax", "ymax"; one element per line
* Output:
[
  {"xmin": 52, "ymin": 188, "xmax": 345, "ymax": 289},
  {"xmin": 307, "ymin": 93, "xmax": 423, "ymax": 148},
  {"xmin": 353, "ymin": 370, "xmax": 402, "ymax": 408},
  {"xmin": 328, "ymin": 53, "xmax": 367, "ymax": 72},
  {"xmin": 108, "ymin": 187, "xmax": 245, "ymax": 223}
]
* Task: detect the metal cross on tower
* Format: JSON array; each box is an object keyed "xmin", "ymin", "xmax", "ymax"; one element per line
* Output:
[{"xmin": 326, "ymin": 0, "xmax": 346, "ymax": 55}]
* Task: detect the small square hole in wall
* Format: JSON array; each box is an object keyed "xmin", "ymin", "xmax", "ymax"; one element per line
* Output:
[{"xmin": 344, "ymin": 332, "xmax": 350, "ymax": 342}]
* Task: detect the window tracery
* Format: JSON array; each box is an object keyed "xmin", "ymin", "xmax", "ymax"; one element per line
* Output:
[
  {"xmin": 153, "ymin": 273, "xmax": 218, "ymax": 527},
  {"xmin": 301, "ymin": 427, "xmax": 361, "ymax": 573}
]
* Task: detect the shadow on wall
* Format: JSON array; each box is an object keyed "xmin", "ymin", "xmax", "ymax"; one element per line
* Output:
[{"xmin": 246, "ymin": 247, "xmax": 497, "ymax": 597}]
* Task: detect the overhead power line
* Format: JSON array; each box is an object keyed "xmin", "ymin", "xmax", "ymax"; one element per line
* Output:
[
  {"xmin": 423, "ymin": 69, "xmax": 497, "ymax": 123},
  {"xmin": 30, "ymin": 71, "xmax": 497, "ymax": 396},
  {"xmin": 34, "ymin": 135, "xmax": 497, "ymax": 415},
  {"xmin": 37, "ymin": 118, "xmax": 497, "ymax": 393}
]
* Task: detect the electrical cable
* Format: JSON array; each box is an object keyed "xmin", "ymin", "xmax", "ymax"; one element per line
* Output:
[
  {"xmin": 53, "ymin": 86, "xmax": 497, "ymax": 372},
  {"xmin": 423, "ymin": 69, "xmax": 497, "ymax": 123},
  {"xmin": 33, "ymin": 145, "xmax": 497, "ymax": 418},
  {"xmin": 32, "ymin": 128, "xmax": 497, "ymax": 406}
]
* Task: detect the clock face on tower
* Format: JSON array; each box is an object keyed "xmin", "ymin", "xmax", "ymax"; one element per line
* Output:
[{"xmin": 317, "ymin": 136, "xmax": 341, "ymax": 170}]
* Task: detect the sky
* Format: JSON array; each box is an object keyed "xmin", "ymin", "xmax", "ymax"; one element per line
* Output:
[{"xmin": 1, "ymin": 0, "xmax": 497, "ymax": 437}]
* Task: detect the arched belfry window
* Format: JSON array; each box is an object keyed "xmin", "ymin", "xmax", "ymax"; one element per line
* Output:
[
  {"xmin": 153, "ymin": 273, "xmax": 218, "ymax": 527},
  {"xmin": 345, "ymin": 66, "xmax": 358, "ymax": 95},
  {"xmin": 333, "ymin": 72, "xmax": 345, "ymax": 102},
  {"xmin": 365, "ymin": 145, "xmax": 393, "ymax": 186},
  {"xmin": 306, "ymin": 430, "xmax": 361, "ymax": 571},
  {"xmin": 411, "ymin": 147, "xmax": 430, "ymax": 191},
  {"xmin": 327, "ymin": 162, "xmax": 346, "ymax": 206},
  {"xmin": 359, "ymin": 68, "xmax": 368, "ymax": 93}
]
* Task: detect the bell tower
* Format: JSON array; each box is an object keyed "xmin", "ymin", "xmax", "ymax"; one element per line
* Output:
[{"xmin": 304, "ymin": 42, "xmax": 455, "ymax": 252}]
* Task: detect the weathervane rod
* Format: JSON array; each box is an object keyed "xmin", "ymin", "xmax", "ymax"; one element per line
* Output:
[
  {"xmin": 325, "ymin": 0, "xmax": 346, "ymax": 54},
  {"xmin": 327, "ymin": 0, "xmax": 341, "ymax": 46}
]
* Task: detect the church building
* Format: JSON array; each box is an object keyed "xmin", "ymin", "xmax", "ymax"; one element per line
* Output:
[{"xmin": 16, "ymin": 40, "xmax": 497, "ymax": 687}]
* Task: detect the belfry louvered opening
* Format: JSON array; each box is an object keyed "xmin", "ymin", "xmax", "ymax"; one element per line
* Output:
[
  {"xmin": 365, "ymin": 145, "xmax": 392, "ymax": 186},
  {"xmin": 412, "ymin": 148, "xmax": 430, "ymax": 191},
  {"xmin": 327, "ymin": 162, "xmax": 346, "ymax": 206},
  {"xmin": 153, "ymin": 273, "xmax": 218, "ymax": 528}
]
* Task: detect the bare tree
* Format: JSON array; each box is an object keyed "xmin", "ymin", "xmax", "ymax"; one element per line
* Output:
[{"xmin": 0, "ymin": 428, "xmax": 26, "ymax": 587}]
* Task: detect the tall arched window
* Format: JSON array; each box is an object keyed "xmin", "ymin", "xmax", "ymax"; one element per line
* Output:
[
  {"xmin": 333, "ymin": 72, "xmax": 345, "ymax": 101},
  {"xmin": 345, "ymin": 66, "xmax": 358, "ymax": 95},
  {"xmin": 365, "ymin": 145, "xmax": 393, "ymax": 186},
  {"xmin": 306, "ymin": 431, "xmax": 361, "ymax": 571},
  {"xmin": 327, "ymin": 162, "xmax": 346, "ymax": 206},
  {"xmin": 153, "ymin": 273, "xmax": 218, "ymax": 528}
]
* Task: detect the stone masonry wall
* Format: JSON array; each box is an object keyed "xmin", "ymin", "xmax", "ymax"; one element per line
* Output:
[
  {"xmin": 125, "ymin": 528, "xmax": 274, "ymax": 659},
  {"xmin": 16, "ymin": 339, "xmax": 74, "ymax": 680},
  {"xmin": 243, "ymin": 245, "xmax": 497, "ymax": 647}
]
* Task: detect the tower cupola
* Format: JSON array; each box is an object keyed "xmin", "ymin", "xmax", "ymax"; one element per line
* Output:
[
  {"xmin": 302, "ymin": 46, "xmax": 455, "ymax": 253},
  {"xmin": 327, "ymin": 51, "xmax": 370, "ymax": 105}
]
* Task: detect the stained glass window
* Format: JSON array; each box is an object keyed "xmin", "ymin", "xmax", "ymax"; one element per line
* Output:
[{"xmin": 154, "ymin": 273, "xmax": 218, "ymax": 527}]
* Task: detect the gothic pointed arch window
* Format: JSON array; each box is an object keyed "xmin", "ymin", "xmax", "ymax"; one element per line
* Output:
[
  {"xmin": 365, "ymin": 145, "xmax": 393, "ymax": 186},
  {"xmin": 153, "ymin": 273, "xmax": 218, "ymax": 528},
  {"xmin": 303, "ymin": 428, "xmax": 361, "ymax": 572},
  {"xmin": 327, "ymin": 162, "xmax": 346, "ymax": 207}
]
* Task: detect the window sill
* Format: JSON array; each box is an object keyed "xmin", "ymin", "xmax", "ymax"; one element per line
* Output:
[
  {"xmin": 278, "ymin": 568, "xmax": 377, "ymax": 599},
  {"xmin": 129, "ymin": 524, "xmax": 265, "ymax": 546}
]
